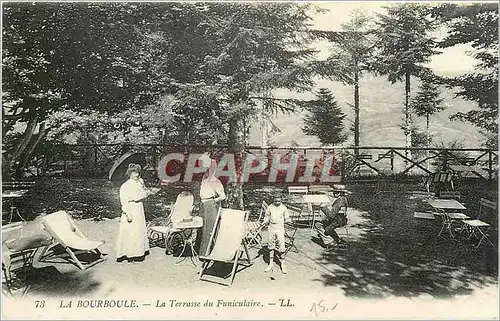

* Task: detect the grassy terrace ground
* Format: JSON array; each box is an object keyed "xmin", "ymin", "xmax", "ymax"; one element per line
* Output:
[{"xmin": 2, "ymin": 177, "xmax": 498, "ymax": 302}]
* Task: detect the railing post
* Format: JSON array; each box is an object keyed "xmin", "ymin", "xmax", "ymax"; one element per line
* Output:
[
  {"xmin": 443, "ymin": 150, "xmax": 449, "ymax": 171},
  {"xmin": 488, "ymin": 150, "xmax": 493, "ymax": 181},
  {"xmin": 94, "ymin": 145, "xmax": 98, "ymax": 177},
  {"xmin": 341, "ymin": 148, "xmax": 347, "ymax": 182},
  {"xmin": 390, "ymin": 149, "xmax": 394, "ymax": 172}
]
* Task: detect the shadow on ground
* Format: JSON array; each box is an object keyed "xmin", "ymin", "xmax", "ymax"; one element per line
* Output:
[
  {"xmin": 8, "ymin": 265, "xmax": 102, "ymax": 298},
  {"xmin": 4, "ymin": 178, "xmax": 498, "ymax": 299},
  {"xmin": 311, "ymin": 181, "xmax": 498, "ymax": 299}
]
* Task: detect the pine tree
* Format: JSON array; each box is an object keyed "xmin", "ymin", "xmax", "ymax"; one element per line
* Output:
[
  {"xmin": 430, "ymin": 3, "xmax": 498, "ymax": 148},
  {"xmin": 302, "ymin": 88, "xmax": 347, "ymax": 146},
  {"xmin": 186, "ymin": 3, "xmax": 320, "ymax": 209},
  {"xmin": 411, "ymin": 80, "xmax": 445, "ymax": 146},
  {"xmin": 411, "ymin": 80, "xmax": 444, "ymax": 168},
  {"xmin": 319, "ymin": 10, "xmax": 374, "ymax": 153},
  {"xmin": 372, "ymin": 4, "xmax": 439, "ymax": 162}
]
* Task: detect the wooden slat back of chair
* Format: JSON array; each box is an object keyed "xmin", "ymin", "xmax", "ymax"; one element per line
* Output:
[
  {"xmin": 433, "ymin": 172, "xmax": 453, "ymax": 183},
  {"xmin": 480, "ymin": 198, "xmax": 497, "ymax": 211},
  {"xmin": 358, "ymin": 154, "xmax": 372, "ymax": 160},
  {"xmin": 256, "ymin": 201, "xmax": 269, "ymax": 222},
  {"xmin": 439, "ymin": 191, "xmax": 461, "ymax": 200},
  {"xmin": 288, "ymin": 186, "xmax": 308, "ymax": 195},
  {"xmin": 478, "ymin": 198, "xmax": 497, "ymax": 223},
  {"xmin": 2, "ymin": 180, "xmax": 36, "ymax": 190},
  {"xmin": 474, "ymin": 198, "xmax": 497, "ymax": 223}
]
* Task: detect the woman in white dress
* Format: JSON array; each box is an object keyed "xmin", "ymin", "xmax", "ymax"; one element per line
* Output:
[{"xmin": 116, "ymin": 163, "xmax": 157, "ymax": 262}]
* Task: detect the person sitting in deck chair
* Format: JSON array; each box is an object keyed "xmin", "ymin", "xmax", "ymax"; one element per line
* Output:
[
  {"xmin": 263, "ymin": 194, "xmax": 291, "ymax": 274},
  {"xmin": 315, "ymin": 196, "xmax": 348, "ymax": 250}
]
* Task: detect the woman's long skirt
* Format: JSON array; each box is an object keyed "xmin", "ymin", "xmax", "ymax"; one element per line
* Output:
[
  {"xmin": 199, "ymin": 200, "xmax": 220, "ymax": 256},
  {"xmin": 116, "ymin": 202, "xmax": 149, "ymax": 258}
]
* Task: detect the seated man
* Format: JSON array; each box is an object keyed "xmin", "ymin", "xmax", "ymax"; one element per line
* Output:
[{"xmin": 314, "ymin": 196, "xmax": 348, "ymax": 250}]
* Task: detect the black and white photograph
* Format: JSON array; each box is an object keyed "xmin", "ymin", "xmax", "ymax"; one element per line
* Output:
[{"xmin": 1, "ymin": 1, "xmax": 498, "ymax": 319}]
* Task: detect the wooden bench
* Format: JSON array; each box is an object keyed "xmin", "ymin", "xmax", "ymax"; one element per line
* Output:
[
  {"xmin": 357, "ymin": 154, "xmax": 372, "ymax": 160},
  {"xmin": 479, "ymin": 198, "xmax": 497, "ymax": 213},
  {"xmin": 308, "ymin": 185, "xmax": 334, "ymax": 194},
  {"xmin": 288, "ymin": 185, "xmax": 308, "ymax": 195},
  {"xmin": 413, "ymin": 211, "xmax": 436, "ymax": 220},
  {"xmin": 354, "ymin": 154, "xmax": 380, "ymax": 176},
  {"xmin": 439, "ymin": 191, "xmax": 461, "ymax": 200},
  {"xmin": 456, "ymin": 157, "xmax": 477, "ymax": 166},
  {"xmin": 2, "ymin": 180, "xmax": 36, "ymax": 191},
  {"xmin": 376, "ymin": 152, "xmax": 395, "ymax": 173}
]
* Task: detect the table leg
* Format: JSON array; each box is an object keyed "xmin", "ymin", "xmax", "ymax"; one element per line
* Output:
[
  {"xmin": 309, "ymin": 211, "xmax": 317, "ymax": 236},
  {"xmin": 174, "ymin": 233, "xmax": 189, "ymax": 265},
  {"xmin": 175, "ymin": 229, "xmax": 198, "ymax": 267},
  {"xmin": 13, "ymin": 207, "xmax": 26, "ymax": 222},
  {"xmin": 189, "ymin": 243, "xmax": 198, "ymax": 267}
]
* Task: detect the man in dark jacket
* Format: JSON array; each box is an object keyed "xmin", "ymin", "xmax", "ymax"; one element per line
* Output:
[{"xmin": 314, "ymin": 196, "xmax": 348, "ymax": 250}]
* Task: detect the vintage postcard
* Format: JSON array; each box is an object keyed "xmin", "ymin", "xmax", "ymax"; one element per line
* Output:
[{"xmin": 1, "ymin": 1, "xmax": 498, "ymax": 319}]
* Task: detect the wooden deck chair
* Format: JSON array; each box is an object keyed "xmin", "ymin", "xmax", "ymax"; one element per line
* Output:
[
  {"xmin": 39, "ymin": 211, "xmax": 106, "ymax": 270},
  {"xmin": 245, "ymin": 201, "xmax": 269, "ymax": 249},
  {"xmin": 198, "ymin": 208, "xmax": 252, "ymax": 287}
]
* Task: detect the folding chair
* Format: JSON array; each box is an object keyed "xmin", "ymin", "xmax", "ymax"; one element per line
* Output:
[
  {"xmin": 283, "ymin": 222, "xmax": 299, "ymax": 257},
  {"xmin": 462, "ymin": 198, "xmax": 496, "ymax": 248},
  {"xmin": 245, "ymin": 201, "xmax": 268, "ymax": 250},
  {"xmin": 337, "ymin": 198, "xmax": 350, "ymax": 239},
  {"xmin": 39, "ymin": 211, "xmax": 106, "ymax": 270},
  {"xmin": 198, "ymin": 208, "xmax": 252, "ymax": 287},
  {"xmin": 426, "ymin": 172, "xmax": 454, "ymax": 194}
]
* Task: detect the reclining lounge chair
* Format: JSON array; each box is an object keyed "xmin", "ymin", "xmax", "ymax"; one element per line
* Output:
[
  {"xmin": 39, "ymin": 211, "xmax": 106, "ymax": 270},
  {"xmin": 198, "ymin": 208, "xmax": 252, "ymax": 287}
]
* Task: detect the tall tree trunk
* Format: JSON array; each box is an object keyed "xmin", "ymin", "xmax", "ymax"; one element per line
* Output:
[
  {"xmin": 260, "ymin": 108, "xmax": 270, "ymax": 149},
  {"xmin": 16, "ymin": 121, "xmax": 47, "ymax": 177},
  {"xmin": 227, "ymin": 116, "xmax": 245, "ymax": 210},
  {"xmin": 426, "ymin": 114, "xmax": 430, "ymax": 171},
  {"xmin": 354, "ymin": 68, "xmax": 360, "ymax": 156},
  {"xmin": 2, "ymin": 117, "xmax": 39, "ymax": 180},
  {"xmin": 404, "ymin": 71, "xmax": 412, "ymax": 164}
]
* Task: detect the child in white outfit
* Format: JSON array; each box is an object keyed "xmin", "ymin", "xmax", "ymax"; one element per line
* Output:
[{"xmin": 263, "ymin": 194, "xmax": 291, "ymax": 274}]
